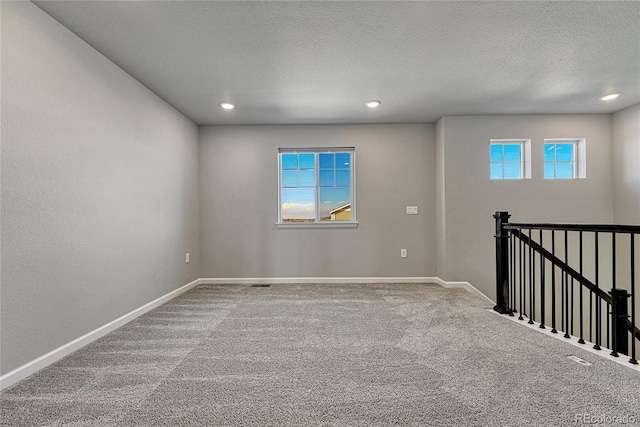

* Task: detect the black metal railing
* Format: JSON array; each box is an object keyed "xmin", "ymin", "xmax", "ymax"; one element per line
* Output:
[{"xmin": 494, "ymin": 211, "xmax": 639, "ymax": 365}]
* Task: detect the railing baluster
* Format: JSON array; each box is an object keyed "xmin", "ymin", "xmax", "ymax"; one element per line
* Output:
[
  {"xmin": 564, "ymin": 230, "xmax": 570, "ymax": 339},
  {"xmin": 612, "ymin": 232, "xmax": 616, "ymax": 291},
  {"xmin": 561, "ymin": 255, "xmax": 565, "ymax": 332},
  {"xmin": 571, "ymin": 277, "xmax": 575, "ymax": 336},
  {"xmin": 631, "ymin": 233, "xmax": 637, "ymax": 365},
  {"xmin": 611, "ymin": 232, "xmax": 618, "ymax": 357},
  {"xmin": 578, "ymin": 231, "xmax": 584, "ymax": 344},
  {"xmin": 551, "ymin": 230, "xmax": 557, "ymax": 333},
  {"xmin": 529, "ymin": 228, "xmax": 534, "ymax": 324},
  {"xmin": 594, "ymin": 232, "xmax": 601, "ymax": 350},
  {"xmin": 606, "ymin": 302, "xmax": 610, "ymax": 349},
  {"xmin": 540, "ymin": 229, "xmax": 545, "ymax": 329}
]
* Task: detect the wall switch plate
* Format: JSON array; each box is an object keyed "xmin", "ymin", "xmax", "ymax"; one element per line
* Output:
[
  {"xmin": 185, "ymin": 253, "xmax": 190, "ymax": 263},
  {"xmin": 401, "ymin": 249, "xmax": 407, "ymax": 258},
  {"xmin": 406, "ymin": 206, "xmax": 418, "ymax": 215}
]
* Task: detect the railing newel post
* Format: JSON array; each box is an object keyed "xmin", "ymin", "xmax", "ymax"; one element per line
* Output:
[
  {"xmin": 494, "ymin": 211, "xmax": 512, "ymax": 314},
  {"xmin": 610, "ymin": 288, "xmax": 630, "ymax": 357}
]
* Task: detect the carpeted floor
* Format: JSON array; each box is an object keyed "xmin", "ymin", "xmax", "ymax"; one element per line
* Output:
[{"xmin": 1, "ymin": 283, "xmax": 639, "ymax": 426}]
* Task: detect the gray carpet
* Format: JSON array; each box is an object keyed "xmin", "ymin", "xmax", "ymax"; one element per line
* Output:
[{"xmin": 1, "ymin": 283, "xmax": 639, "ymax": 426}]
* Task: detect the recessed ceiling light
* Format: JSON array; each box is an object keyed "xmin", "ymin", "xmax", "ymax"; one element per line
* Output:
[
  {"xmin": 365, "ymin": 100, "xmax": 381, "ymax": 108},
  {"xmin": 220, "ymin": 102, "xmax": 235, "ymax": 110},
  {"xmin": 599, "ymin": 93, "xmax": 621, "ymax": 101}
]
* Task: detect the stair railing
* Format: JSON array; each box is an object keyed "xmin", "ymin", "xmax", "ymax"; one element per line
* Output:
[{"xmin": 494, "ymin": 211, "xmax": 639, "ymax": 365}]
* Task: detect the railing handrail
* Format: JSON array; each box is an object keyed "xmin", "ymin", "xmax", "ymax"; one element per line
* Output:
[{"xmin": 504, "ymin": 222, "xmax": 640, "ymax": 234}]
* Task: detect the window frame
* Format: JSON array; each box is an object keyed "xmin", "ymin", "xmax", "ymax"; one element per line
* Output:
[
  {"xmin": 277, "ymin": 147, "xmax": 357, "ymax": 228},
  {"xmin": 543, "ymin": 139, "xmax": 586, "ymax": 180},
  {"xmin": 490, "ymin": 139, "xmax": 531, "ymax": 180}
]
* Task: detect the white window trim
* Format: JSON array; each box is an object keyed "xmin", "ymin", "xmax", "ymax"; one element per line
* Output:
[
  {"xmin": 543, "ymin": 138, "xmax": 586, "ymax": 179},
  {"xmin": 490, "ymin": 139, "xmax": 531, "ymax": 180},
  {"xmin": 277, "ymin": 147, "xmax": 358, "ymax": 228}
]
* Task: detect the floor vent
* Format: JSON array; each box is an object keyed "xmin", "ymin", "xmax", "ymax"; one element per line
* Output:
[
  {"xmin": 250, "ymin": 284, "xmax": 271, "ymax": 288},
  {"xmin": 567, "ymin": 355, "xmax": 592, "ymax": 366}
]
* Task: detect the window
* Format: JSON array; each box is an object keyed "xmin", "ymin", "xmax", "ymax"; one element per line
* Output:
[
  {"xmin": 544, "ymin": 139, "xmax": 586, "ymax": 179},
  {"xmin": 490, "ymin": 140, "xmax": 530, "ymax": 179},
  {"xmin": 278, "ymin": 148, "xmax": 356, "ymax": 226}
]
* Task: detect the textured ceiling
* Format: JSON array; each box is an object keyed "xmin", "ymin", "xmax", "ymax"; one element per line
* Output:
[{"xmin": 33, "ymin": 1, "xmax": 640, "ymax": 125}]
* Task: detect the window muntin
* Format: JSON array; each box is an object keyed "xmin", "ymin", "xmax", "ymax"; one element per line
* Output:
[
  {"xmin": 278, "ymin": 148, "xmax": 355, "ymax": 224},
  {"xmin": 490, "ymin": 142, "xmax": 524, "ymax": 179}
]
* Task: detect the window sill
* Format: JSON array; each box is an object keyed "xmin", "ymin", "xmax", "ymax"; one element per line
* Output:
[{"xmin": 276, "ymin": 222, "xmax": 359, "ymax": 229}]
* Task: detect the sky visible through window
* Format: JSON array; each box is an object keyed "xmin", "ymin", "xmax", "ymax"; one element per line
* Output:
[
  {"xmin": 544, "ymin": 143, "xmax": 574, "ymax": 179},
  {"xmin": 490, "ymin": 143, "xmax": 522, "ymax": 179},
  {"xmin": 280, "ymin": 152, "xmax": 352, "ymax": 222}
]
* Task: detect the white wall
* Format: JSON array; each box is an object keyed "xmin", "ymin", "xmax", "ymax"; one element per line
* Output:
[
  {"xmin": 613, "ymin": 104, "xmax": 640, "ymax": 225},
  {"xmin": 437, "ymin": 115, "xmax": 614, "ymax": 300},
  {"xmin": 1, "ymin": 1, "xmax": 200, "ymax": 375},
  {"xmin": 199, "ymin": 124, "xmax": 436, "ymax": 278}
]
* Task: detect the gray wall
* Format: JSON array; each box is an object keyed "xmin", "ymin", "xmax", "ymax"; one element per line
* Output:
[
  {"xmin": 613, "ymin": 104, "xmax": 640, "ymax": 225},
  {"xmin": 199, "ymin": 124, "xmax": 436, "ymax": 278},
  {"xmin": 436, "ymin": 115, "xmax": 614, "ymax": 299},
  {"xmin": 1, "ymin": 1, "xmax": 200, "ymax": 375}
]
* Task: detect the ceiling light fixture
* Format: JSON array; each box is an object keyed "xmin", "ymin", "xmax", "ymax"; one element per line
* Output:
[
  {"xmin": 220, "ymin": 102, "xmax": 235, "ymax": 110},
  {"xmin": 365, "ymin": 100, "xmax": 381, "ymax": 108},
  {"xmin": 599, "ymin": 93, "xmax": 621, "ymax": 101}
]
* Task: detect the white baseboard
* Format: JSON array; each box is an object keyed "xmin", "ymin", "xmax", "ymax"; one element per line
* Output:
[
  {"xmin": 434, "ymin": 278, "xmax": 496, "ymax": 305},
  {"xmin": 199, "ymin": 277, "xmax": 438, "ymax": 285},
  {"xmin": 0, "ymin": 278, "xmax": 201, "ymax": 390},
  {"xmin": 1, "ymin": 276, "xmax": 494, "ymax": 390}
]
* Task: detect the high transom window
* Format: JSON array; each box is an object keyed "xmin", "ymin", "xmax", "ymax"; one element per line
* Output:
[
  {"xmin": 490, "ymin": 140, "xmax": 530, "ymax": 179},
  {"xmin": 543, "ymin": 139, "xmax": 586, "ymax": 179}
]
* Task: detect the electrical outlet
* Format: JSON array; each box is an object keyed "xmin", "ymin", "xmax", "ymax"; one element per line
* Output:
[
  {"xmin": 406, "ymin": 206, "xmax": 418, "ymax": 215},
  {"xmin": 401, "ymin": 249, "xmax": 407, "ymax": 258},
  {"xmin": 185, "ymin": 253, "xmax": 190, "ymax": 263}
]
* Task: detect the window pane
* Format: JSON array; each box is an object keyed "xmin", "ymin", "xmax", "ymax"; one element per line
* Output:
[
  {"xmin": 299, "ymin": 153, "xmax": 315, "ymax": 169},
  {"xmin": 281, "ymin": 170, "xmax": 298, "ymax": 187},
  {"xmin": 319, "ymin": 153, "xmax": 334, "ymax": 169},
  {"xmin": 336, "ymin": 170, "xmax": 350, "ymax": 187},
  {"xmin": 544, "ymin": 144, "xmax": 555, "ymax": 161},
  {"xmin": 319, "ymin": 188, "xmax": 351, "ymax": 221},
  {"xmin": 490, "ymin": 162, "xmax": 503, "ymax": 179},
  {"xmin": 544, "ymin": 161, "xmax": 555, "ymax": 179},
  {"xmin": 503, "ymin": 145, "xmax": 521, "ymax": 161},
  {"xmin": 490, "ymin": 145, "xmax": 503, "ymax": 162},
  {"xmin": 503, "ymin": 163, "xmax": 521, "ymax": 179},
  {"xmin": 279, "ymin": 148, "xmax": 355, "ymax": 224},
  {"xmin": 281, "ymin": 188, "xmax": 315, "ymax": 222},
  {"xmin": 556, "ymin": 162, "xmax": 574, "ymax": 179},
  {"xmin": 555, "ymin": 144, "xmax": 574, "ymax": 161},
  {"xmin": 335, "ymin": 153, "xmax": 351, "ymax": 168},
  {"xmin": 299, "ymin": 170, "xmax": 315, "ymax": 187},
  {"xmin": 319, "ymin": 170, "xmax": 334, "ymax": 187},
  {"xmin": 281, "ymin": 153, "xmax": 298, "ymax": 170}
]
